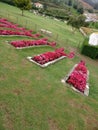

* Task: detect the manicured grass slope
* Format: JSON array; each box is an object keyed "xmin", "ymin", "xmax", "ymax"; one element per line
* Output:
[
  {"xmin": 0, "ymin": 2, "xmax": 83, "ymax": 47},
  {"xmin": 0, "ymin": 2, "xmax": 98, "ymax": 130}
]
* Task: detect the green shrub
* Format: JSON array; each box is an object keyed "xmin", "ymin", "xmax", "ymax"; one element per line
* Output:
[{"xmin": 81, "ymin": 38, "xmax": 98, "ymax": 59}]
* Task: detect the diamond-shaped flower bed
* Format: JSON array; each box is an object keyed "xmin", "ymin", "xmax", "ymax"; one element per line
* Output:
[
  {"xmin": 61, "ymin": 61, "xmax": 89, "ymax": 96},
  {"xmin": 9, "ymin": 38, "xmax": 56, "ymax": 49},
  {"xmin": 27, "ymin": 48, "xmax": 66, "ymax": 67}
]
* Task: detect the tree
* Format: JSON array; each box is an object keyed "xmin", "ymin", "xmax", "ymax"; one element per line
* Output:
[
  {"xmin": 77, "ymin": 5, "xmax": 84, "ymax": 14},
  {"xmin": 67, "ymin": 15, "xmax": 86, "ymax": 31},
  {"xmin": 13, "ymin": 0, "xmax": 32, "ymax": 16},
  {"xmin": 1, "ymin": 0, "xmax": 14, "ymax": 5}
]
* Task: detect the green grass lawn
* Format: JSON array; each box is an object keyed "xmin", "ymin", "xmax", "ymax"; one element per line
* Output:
[{"xmin": 0, "ymin": 2, "xmax": 98, "ymax": 130}]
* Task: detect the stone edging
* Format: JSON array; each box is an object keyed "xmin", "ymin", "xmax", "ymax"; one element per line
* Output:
[
  {"xmin": 0, "ymin": 35, "xmax": 33, "ymax": 38},
  {"xmin": 27, "ymin": 56, "xmax": 66, "ymax": 68},
  {"xmin": 79, "ymin": 28, "xmax": 87, "ymax": 37}
]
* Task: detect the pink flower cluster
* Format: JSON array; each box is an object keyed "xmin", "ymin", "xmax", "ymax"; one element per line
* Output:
[
  {"xmin": 75, "ymin": 61, "xmax": 87, "ymax": 75},
  {"xmin": 67, "ymin": 52, "xmax": 75, "ymax": 59},
  {"xmin": 10, "ymin": 38, "xmax": 56, "ymax": 48},
  {"xmin": 0, "ymin": 18, "xmax": 40, "ymax": 38},
  {"xmin": 66, "ymin": 61, "xmax": 87, "ymax": 93},
  {"xmin": 0, "ymin": 30, "xmax": 34, "ymax": 37},
  {"xmin": 0, "ymin": 18, "xmax": 26, "ymax": 31},
  {"xmin": 32, "ymin": 48, "xmax": 66, "ymax": 65}
]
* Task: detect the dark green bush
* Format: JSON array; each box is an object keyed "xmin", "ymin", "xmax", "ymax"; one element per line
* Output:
[
  {"xmin": 1, "ymin": 0, "xmax": 14, "ymax": 5},
  {"xmin": 81, "ymin": 38, "xmax": 98, "ymax": 59}
]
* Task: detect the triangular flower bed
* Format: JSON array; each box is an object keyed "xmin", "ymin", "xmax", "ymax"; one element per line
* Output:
[
  {"xmin": 9, "ymin": 38, "xmax": 56, "ymax": 49},
  {"xmin": 27, "ymin": 48, "xmax": 67, "ymax": 67},
  {"xmin": 61, "ymin": 61, "xmax": 89, "ymax": 96}
]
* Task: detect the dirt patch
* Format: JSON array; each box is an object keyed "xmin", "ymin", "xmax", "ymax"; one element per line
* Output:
[
  {"xmin": 47, "ymin": 84, "xmax": 52, "ymax": 89},
  {"xmin": 1, "ymin": 62, "xmax": 17, "ymax": 71},
  {"xmin": 69, "ymin": 99, "xmax": 80, "ymax": 108},
  {"xmin": 0, "ymin": 75, "xmax": 6, "ymax": 81},
  {"xmin": 12, "ymin": 89, "xmax": 23, "ymax": 96},
  {"xmin": 36, "ymin": 76, "xmax": 42, "ymax": 81},
  {"xmin": 48, "ymin": 117, "xmax": 60, "ymax": 130},
  {"xmin": 81, "ymin": 104, "xmax": 91, "ymax": 112},
  {"xmin": 19, "ymin": 78, "xmax": 31, "ymax": 86},
  {"xmin": 0, "ymin": 103, "xmax": 14, "ymax": 130},
  {"xmin": 21, "ymin": 58, "xmax": 29, "ymax": 67},
  {"xmin": 85, "ymin": 116, "xmax": 98, "ymax": 130},
  {"xmin": 69, "ymin": 100, "xmax": 93, "ymax": 113},
  {"xmin": 67, "ymin": 123, "xmax": 76, "ymax": 130},
  {"xmin": 9, "ymin": 65, "xmax": 17, "ymax": 71}
]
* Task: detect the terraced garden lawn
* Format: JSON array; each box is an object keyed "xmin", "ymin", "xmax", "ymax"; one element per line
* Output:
[{"xmin": 0, "ymin": 2, "xmax": 98, "ymax": 130}]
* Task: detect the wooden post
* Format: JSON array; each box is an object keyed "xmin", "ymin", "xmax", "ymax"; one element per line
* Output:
[
  {"xmin": 25, "ymin": 20, "xmax": 27, "ymax": 28},
  {"xmin": 35, "ymin": 24, "xmax": 37, "ymax": 31},
  {"xmin": 56, "ymin": 34, "xmax": 59, "ymax": 41}
]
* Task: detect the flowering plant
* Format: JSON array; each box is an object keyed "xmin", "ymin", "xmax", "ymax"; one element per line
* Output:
[
  {"xmin": 10, "ymin": 38, "xmax": 56, "ymax": 48},
  {"xmin": 32, "ymin": 48, "xmax": 66, "ymax": 65},
  {"xmin": 66, "ymin": 61, "xmax": 88, "ymax": 93},
  {"xmin": 0, "ymin": 18, "xmax": 30, "ymax": 31},
  {"xmin": 0, "ymin": 18, "xmax": 40, "ymax": 38}
]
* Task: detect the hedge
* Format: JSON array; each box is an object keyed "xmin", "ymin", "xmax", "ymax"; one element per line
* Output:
[{"xmin": 81, "ymin": 38, "xmax": 98, "ymax": 59}]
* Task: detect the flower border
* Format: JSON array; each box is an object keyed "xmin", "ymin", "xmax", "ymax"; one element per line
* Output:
[{"xmin": 6, "ymin": 41, "xmax": 51, "ymax": 49}]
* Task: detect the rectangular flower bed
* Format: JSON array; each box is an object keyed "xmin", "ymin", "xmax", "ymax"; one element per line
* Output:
[
  {"xmin": 27, "ymin": 48, "xmax": 67, "ymax": 67},
  {"xmin": 61, "ymin": 61, "xmax": 89, "ymax": 96}
]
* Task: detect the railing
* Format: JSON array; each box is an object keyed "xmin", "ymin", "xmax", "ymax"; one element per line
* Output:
[{"xmin": 0, "ymin": 9, "xmax": 81, "ymax": 52}]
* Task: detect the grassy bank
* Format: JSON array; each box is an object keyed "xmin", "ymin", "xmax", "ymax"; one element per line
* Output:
[{"xmin": 0, "ymin": 2, "xmax": 98, "ymax": 130}]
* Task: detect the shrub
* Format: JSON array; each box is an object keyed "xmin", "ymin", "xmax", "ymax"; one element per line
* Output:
[{"xmin": 81, "ymin": 38, "xmax": 98, "ymax": 59}]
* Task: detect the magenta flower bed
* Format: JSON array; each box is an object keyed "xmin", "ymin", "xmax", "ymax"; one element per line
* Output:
[
  {"xmin": 0, "ymin": 18, "xmax": 40, "ymax": 38},
  {"xmin": 27, "ymin": 48, "xmax": 67, "ymax": 67},
  {"xmin": 66, "ymin": 61, "xmax": 88, "ymax": 93},
  {"xmin": 10, "ymin": 38, "xmax": 56, "ymax": 48},
  {"xmin": 0, "ymin": 18, "xmax": 27, "ymax": 31}
]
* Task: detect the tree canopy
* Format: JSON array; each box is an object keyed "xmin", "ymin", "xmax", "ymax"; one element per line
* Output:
[
  {"xmin": 13, "ymin": 0, "xmax": 32, "ymax": 16},
  {"xmin": 67, "ymin": 15, "xmax": 87, "ymax": 31}
]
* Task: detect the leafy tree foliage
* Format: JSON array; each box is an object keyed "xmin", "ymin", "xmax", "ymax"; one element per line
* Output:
[
  {"xmin": 67, "ymin": 15, "xmax": 86, "ymax": 31},
  {"xmin": 13, "ymin": 0, "xmax": 32, "ymax": 16},
  {"xmin": 77, "ymin": 5, "xmax": 84, "ymax": 14},
  {"xmin": 89, "ymin": 22, "xmax": 98, "ymax": 29},
  {"xmin": 0, "ymin": 0, "xmax": 14, "ymax": 5}
]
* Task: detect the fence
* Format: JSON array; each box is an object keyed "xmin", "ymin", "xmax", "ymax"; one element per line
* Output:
[{"xmin": 0, "ymin": 9, "xmax": 81, "ymax": 52}]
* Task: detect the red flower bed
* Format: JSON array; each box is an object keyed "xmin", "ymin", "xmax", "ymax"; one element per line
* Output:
[
  {"xmin": 0, "ymin": 18, "xmax": 30, "ymax": 31},
  {"xmin": 31, "ymin": 48, "xmax": 66, "ymax": 65},
  {"xmin": 0, "ymin": 18, "xmax": 41, "ymax": 38},
  {"xmin": 66, "ymin": 61, "xmax": 88, "ymax": 93},
  {"xmin": 10, "ymin": 38, "xmax": 56, "ymax": 48}
]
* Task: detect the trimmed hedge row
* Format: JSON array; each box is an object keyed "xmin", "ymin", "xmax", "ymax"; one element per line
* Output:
[{"xmin": 81, "ymin": 38, "xmax": 98, "ymax": 59}]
